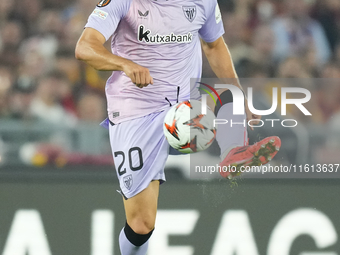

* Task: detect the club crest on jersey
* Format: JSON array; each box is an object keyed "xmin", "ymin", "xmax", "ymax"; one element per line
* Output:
[
  {"xmin": 123, "ymin": 175, "xmax": 133, "ymax": 190},
  {"xmin": 182, "ymin": 6, "xmax": 196, "ymax": 22},
  {"xmin": 97, "ymin": 0, "xmax": 111, "ymax": 8}
]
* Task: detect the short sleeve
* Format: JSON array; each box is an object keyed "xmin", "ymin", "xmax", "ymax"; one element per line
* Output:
[
  {"xmin": 199, "ymin": 1, "xmax": 224, "ymax": 43},
  {"xmin": 85, "ymin": 0, "xmax": 132, "ymax": 41}
]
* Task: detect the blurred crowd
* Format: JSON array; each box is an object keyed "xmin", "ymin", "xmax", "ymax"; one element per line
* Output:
[
  {"xmin": 0, "ymin": 0, "xmax": 340, "ymax": 126},
  {"xmin": 217, "ymin": 0, "xmax": 340, "ymax": 78},
  {"xmin": 0, "ymin": 0, "xmax": 107, "ymax": 126},
  {"xmin": 214, "ymin": 0, "xmax": 340, "ymax": 127}
]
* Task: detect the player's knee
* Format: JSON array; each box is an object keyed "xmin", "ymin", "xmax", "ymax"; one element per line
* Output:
[
  {"xmin": 124, "ymin": 221, "xmax": 154, "ymax": 246},
  {"xmin": 129, "ymin": 217, "xmax": 155, "ymax": 235}
]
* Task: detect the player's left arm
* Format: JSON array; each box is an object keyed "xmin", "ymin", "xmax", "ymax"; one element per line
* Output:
[
  {"xmin": 201, "ymin": 36, "xmax": 260, "ymax": 127},
  {"xmin": 201, "ymin": 36, "xmax": 238, "ymax": 80}
]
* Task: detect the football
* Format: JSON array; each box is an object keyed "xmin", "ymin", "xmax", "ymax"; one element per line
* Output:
[{"xmin": 163, "ymin": 100, "xmax": 217, "ymax": 153}]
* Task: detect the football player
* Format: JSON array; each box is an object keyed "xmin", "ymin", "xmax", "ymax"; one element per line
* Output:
[{"xmin": 75, "ymin": 0, "xmax": 280, "ymax": 254}]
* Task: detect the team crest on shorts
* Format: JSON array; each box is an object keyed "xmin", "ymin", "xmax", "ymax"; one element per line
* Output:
[
  {"xmin": 123, "ymin": 174, "xmax": 133, "ymax": 190},
  {"xmin": 182, "ymin": 6, "xmax": 196, "ymax": 22}
]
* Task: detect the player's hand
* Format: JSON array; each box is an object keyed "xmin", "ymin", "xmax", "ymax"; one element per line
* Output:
[
  {"xmin": 245, "ymin": 101, "xmax": 261, "ymax": 131},
  {"xmin": 122, "ymin": 61, "xmax": 154, "ymax": 88}
]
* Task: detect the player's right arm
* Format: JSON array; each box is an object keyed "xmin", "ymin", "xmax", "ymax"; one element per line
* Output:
[{"xmin": 75, "ymin": 28, "xmax": 153, "ymax": 87}]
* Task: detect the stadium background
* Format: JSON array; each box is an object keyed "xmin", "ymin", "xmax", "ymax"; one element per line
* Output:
[{"xmin": 0, "ymin": 0, "xmax": 340, "ymax": 254}]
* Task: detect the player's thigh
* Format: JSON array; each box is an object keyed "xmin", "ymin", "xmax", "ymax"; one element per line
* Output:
[
  {"xmin": 109, "ymin": 111, "xmax": 169, "ymax": 199},
  {"xmin": 123, "ymin": 180, "xmax": 160, "ymax": 234}
]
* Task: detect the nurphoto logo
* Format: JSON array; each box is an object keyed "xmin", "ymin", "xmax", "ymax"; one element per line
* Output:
[{"xmin": 199, "ymin": 82, "xmax": 312, "ymax": 128}]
